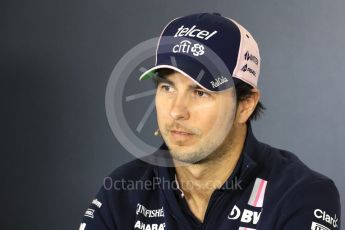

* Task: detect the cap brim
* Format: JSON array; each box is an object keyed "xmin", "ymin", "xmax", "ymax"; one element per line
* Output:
[
  {"xmin": 138, "ymin": 65, "xmax": 216, "ymax": 92},
  {"xmin": 139, "ymin": 65, "xmax": 189, "ymax": 81}
]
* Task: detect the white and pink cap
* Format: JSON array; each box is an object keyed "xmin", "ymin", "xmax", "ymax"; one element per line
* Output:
[{"xmin": 139, "ymin": 12, "xmax": 261, "ymax": 91}]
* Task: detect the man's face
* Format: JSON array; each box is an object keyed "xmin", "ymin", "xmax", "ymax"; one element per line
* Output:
[{"xmin": 155, "ymin": 71, "xmax": 237, "ymax": 164}]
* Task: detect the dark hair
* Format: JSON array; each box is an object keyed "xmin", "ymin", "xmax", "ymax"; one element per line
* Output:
[
  {"xmin": 233, "ymin": 79, "xmax": 265, "ymax": 121},
  {"xmin": 151, "ymin": 68, "xmax": 265, "ymax": 122}
]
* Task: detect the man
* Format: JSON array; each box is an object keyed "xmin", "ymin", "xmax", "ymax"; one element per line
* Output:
[{"xmin": 80, "ymin": 13, "xmax": 341, "ymax": 229}]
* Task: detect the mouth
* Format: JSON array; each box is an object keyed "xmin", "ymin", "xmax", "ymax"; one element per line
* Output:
[
  {"xmin": 170, "ymin": 129, "xmax": 195, "ymax": 141},
  {"xmin": 170, "ymin": 129, "xmax": 194, "ymax": 135}
]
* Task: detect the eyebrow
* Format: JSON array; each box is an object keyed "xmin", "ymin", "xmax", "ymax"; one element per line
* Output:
[
  {"xmin": 154, "ymin": 76, "xmax": 205, "ymax": 91},
  {"xmin": 155, "ymin": 76, "xmax": 175, "ymax": 86},
  {"xmin": 190, "ymin": 84, "xmax": 204, "ymax": 90}
]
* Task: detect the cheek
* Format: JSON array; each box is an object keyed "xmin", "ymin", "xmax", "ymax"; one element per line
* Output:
[
  {"xmin": 219, "ymin": 109, "xmax": 237, "ymax": 134},
  {"xmin": 198, "ymin": 100, "xmax": 236, "ymax": 133},
  {"xmin": 191, "ymin": 102, "xmax": 221, "ymax": 131},
  {"xmin": 155, "ymin": 95, "xmax": 170, "ymax": 124}
]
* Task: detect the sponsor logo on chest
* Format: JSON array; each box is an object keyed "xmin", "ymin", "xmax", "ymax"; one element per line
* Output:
[
  {"xmin": 228, "ymin": 205, "xmax": 262, "ymax": 225},
  {"xmin": 311, "ymin": 221, "xmax": 331, "ymax": 230},
  {"xmin": 134, "ymin": 220, "xmax": 166, "ymax": 230},
  {"xmin": 314, "ymin": 209, "xmax": 338, "ymax": 228},
  {"xmin": 227, "ymin": 178, "xmax": 268, "ymax": 227},
  {"xmin": 134, "ymin": 203, "xmax": 166, "ymax": 230}
]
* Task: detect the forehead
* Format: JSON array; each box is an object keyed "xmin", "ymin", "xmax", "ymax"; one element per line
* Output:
[
  {"xmin": 165, "ymin": 72, "xmax": 199, "ymax": 85},
  {"xmin": 155, "ymin": 71, "xmax": 211, "ymax": 91},
  {"xmin": 153, "ymin": 69, "xmax": 236, "ymax": 97}
]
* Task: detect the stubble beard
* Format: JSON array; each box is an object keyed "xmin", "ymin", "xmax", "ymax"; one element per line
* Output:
[{"xmin": 163, "ymin": 122, "xmax": 235, "ymax": 165}]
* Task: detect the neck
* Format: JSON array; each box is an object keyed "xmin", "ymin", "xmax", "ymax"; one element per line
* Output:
[{"xmin": 173, "ymin": 123, "xmax": 247, "ymax": 221}]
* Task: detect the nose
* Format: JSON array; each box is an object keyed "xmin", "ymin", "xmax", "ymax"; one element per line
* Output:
[{"xmin": 169, "ymin": 93, "xmax": 190, "ymax": 120}]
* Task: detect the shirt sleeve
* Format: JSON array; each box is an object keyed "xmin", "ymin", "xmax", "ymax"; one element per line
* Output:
[
  {"xmin": 281, "ymin": 179, "xmax": 341, "ymax": 230},
  {"xmin": 79, "ymin": 185, "xmax": 117, "ymax": 230}
]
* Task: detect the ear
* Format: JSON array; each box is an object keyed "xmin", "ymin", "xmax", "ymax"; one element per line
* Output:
[{"xmin": 235, "ymin": 89, "xmax": 260, "ymax": 124}]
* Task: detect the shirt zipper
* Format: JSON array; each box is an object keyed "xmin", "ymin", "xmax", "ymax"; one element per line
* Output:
[{"xmin": 200, "ymin": 164, "xmax": 255, "ymax": 229}]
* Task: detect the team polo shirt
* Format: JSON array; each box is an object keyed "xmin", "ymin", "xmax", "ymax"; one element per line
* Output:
[{"xmin": 80, "ymin": 123, "xmax": 341, "ymax": 230}]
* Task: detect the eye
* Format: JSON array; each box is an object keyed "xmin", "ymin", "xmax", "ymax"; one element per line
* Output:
[
  {"xmin": 194, "ymin": 90, "xmax": 209, "ymax": 97},
  {"xmin": 159, "ymin": 84, "xmax": 173, "ymax": 92}
]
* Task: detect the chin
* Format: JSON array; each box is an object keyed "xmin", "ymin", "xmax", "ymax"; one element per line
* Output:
[
  {"xmin": 169, "ymin": 148, "xmax": 210, "ymax": 164},
  {"xmin": 171, "ymin": 155, "xmax": 200, "ymax": 164}
]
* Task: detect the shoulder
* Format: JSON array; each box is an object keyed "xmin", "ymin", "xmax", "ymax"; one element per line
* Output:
[
  {"xmin": 278, "ymin": 144, "xmax": 338, "ymax": 189},
  {"xmin": 80, "ymin": 158, "xmax": 159, "ymax": 229},
  {"xmin": 79, "ymin": 158, "xmax": 155, "ymax": 229},
  {"xmin": 258, "ymin": 143, "xmax": 335, "ymax": 187},
  {"xmin": 254, "ymin": 141, "xmax": 340, "ymax": 206},
  {"xmin": 107, "ymin": 158, "xmax": 156, "ymax": 181},
  {"xmin": 100, "ymin": 158, "xmax": 160, "ymax": 198},
  {"xmin": 257, "ymin": 144, "xmax": 341, "ymax": 229}
]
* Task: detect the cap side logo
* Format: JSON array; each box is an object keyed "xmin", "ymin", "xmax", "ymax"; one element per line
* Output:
[
  {"xmin": 210, "ymin": 76, "xmax": 229, "ymax": 88},
  {"xmin": 241, "ymin": 64, "xmax": 257, "ymax": 77},
  {"xmin": 244, "ymin": 51, "xmax": 259, "ymax": 65}
]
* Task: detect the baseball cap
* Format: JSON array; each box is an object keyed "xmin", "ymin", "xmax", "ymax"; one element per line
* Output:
[{"xmin": 138, "ymin": 12, "xmax": 261, "ymax": 92}]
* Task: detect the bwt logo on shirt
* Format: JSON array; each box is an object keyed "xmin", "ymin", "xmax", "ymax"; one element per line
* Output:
[{"xmin": 227, "ymin": 205, "xmax": 262, "ymax": 225}]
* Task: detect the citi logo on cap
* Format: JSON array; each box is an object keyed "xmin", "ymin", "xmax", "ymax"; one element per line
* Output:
[
  {"xmin": 172, "ymin": 40, "xmax": 205, "ymax": 56},
  {"xmin": 174, "ymin": 25, "xmax": 218, "ymax": 40}
]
